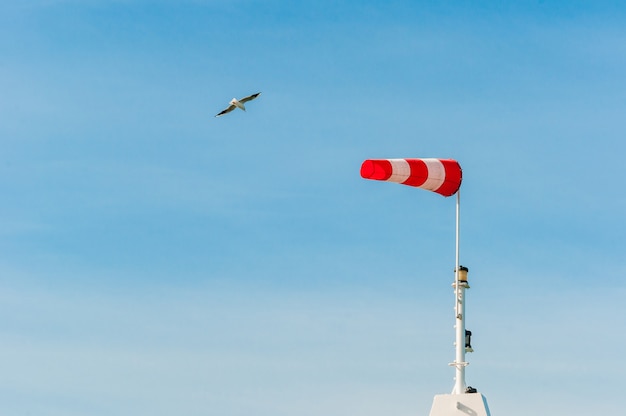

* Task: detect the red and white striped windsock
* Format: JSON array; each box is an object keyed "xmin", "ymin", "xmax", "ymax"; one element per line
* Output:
[{"xmin": 360, "ymin": 158, "xmax": 462, "ymax": 197}]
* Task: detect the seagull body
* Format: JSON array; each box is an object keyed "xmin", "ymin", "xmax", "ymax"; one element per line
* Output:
[{"xmin": 215, "ymin": 92, "xmax": 261, "ymax": 117}]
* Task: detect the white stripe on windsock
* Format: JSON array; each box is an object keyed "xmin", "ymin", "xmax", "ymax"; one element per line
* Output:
[
  {"xmin": 421, "ymin": 158, "xmax": 446, "ymax": 192},
  {"xmin": 388, "ymin": 159, "xmax": 411, "ymax": 183}
]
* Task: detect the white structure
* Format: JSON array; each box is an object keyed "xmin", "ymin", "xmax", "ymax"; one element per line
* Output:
[
  {"xmin": 429, "ymin": 192, "xmax": 491, "ymax": 416},
  {"xmin": 429, "ymin": 392, "xmax": 491, "ymax": 416}
]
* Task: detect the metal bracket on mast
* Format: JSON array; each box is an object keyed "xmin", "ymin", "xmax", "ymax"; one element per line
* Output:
[{"xmin": 448, "ymin": 361, "xmax": 469, "ymax": 369}]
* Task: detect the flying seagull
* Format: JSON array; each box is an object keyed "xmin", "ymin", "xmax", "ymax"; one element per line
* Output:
[{"xmin": 215, "ymin": 92, "xmax": 261, "ymax": 117}]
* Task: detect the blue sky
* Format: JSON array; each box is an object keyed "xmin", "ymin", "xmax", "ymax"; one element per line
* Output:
[{"xmin": 1, "ymin": 1, "xmax": 625, "ymax": 415}]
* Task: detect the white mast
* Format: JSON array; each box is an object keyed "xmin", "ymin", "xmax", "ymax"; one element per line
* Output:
[
  {"xmin": 429, "ymin": 190, "xmax": 490, "ymax": 416},
  {"xmin": 451, "ymin": 190, "xmax": 467, "ymax": 394}
]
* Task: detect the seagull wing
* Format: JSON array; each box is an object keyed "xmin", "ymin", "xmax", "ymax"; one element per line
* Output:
[
  {"xmin": 215, "ymin": 104, "xmax": 236, "ymax": 117},
  {"xmin": 239, "ymin": 92, "xmax": 261, "ymax": 104}
]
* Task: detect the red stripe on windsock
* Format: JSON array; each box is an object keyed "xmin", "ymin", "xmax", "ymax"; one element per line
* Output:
[
  {"xmin": 435, "ymin": 159, "xmax": 463, "ymax": 197},
  {"xmin": 402, "ymin": 159, "xmax": 429, "ymax": 187},
  {"xmin": 360, "ymin": 158, "xmax": 462, "ymax": 197},
  {"xmin": 360, "ymin": 159, "xmax": 393, "ymax": 181}
]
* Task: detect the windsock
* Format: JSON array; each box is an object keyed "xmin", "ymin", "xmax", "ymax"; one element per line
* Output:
[{"xmin": 360, "ymin": 158, "xmax": 462, "ymax": 197}]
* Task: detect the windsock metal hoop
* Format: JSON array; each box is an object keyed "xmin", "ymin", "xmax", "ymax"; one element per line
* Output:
[{"xmin": 360, "ymin": 158, "xmax": 462, "ymax": 197}]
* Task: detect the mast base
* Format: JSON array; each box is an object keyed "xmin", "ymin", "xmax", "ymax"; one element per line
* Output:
[{"xmin": 428, "ymin": 393, "xmax": 491, "ymax": 416}]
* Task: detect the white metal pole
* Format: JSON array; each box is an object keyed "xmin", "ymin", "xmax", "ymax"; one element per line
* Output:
[{"xmin": 453, "ymin": 190, "xmax": 466, "ymax": 394}]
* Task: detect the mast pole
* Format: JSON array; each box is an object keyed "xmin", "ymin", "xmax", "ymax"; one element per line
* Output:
[{"xmin": 452, "ymin": 190, "xmax": 467, "ymax": 394}]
